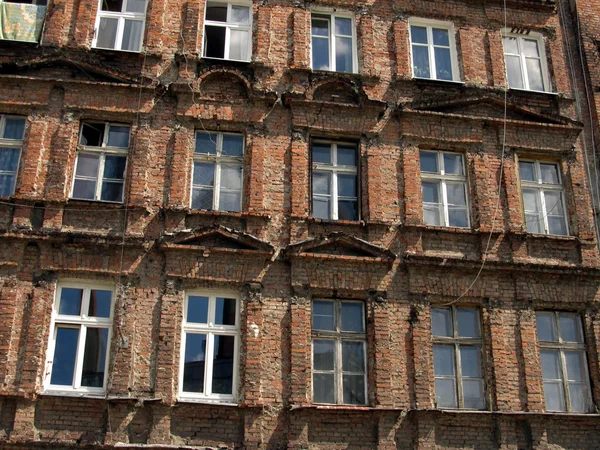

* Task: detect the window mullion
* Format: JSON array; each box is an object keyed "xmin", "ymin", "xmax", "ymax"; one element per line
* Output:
[
  {"xmin": 336, "ymin": 338, "xmax": 343, "ymax": 404},
  {"xmin": 205, "ymin": 332, "xmax": 215, "ymax": 396},
  {"xmin": 427, "ymin": 26, "xmax": 436, "ymax": 79},
  {"xmin": 115, "ymin": 17, "xmax": 126, "ymax": 51},
  {"xmin": 559, "ymin": 349, "xmax": 571, "ymax": 412},
  {"xmin": 74, "ymin": 325, "xmax": 87, "ymax": 389},
  {"xmin": 539, "ymin": 189, "xmax": 550, "ymax": 235},
  {"xmin": 455, "ymin": 343, "xmax": 463, "ymax": 408},
  {"xmin": 214, "ymin": 160, "xmax": 222, "ymax": 210},
  {"xmin": 332, "ymin": 170, "xmax": 339, "ymax": 220},
  {"xmin": 329, "ymin": 17, "xmax": 335, "ymax": 71},
  {"xmin": 95, "ymin": 154, "xmax": 105, "ymax": 200},
  {"xmin": 441, "ymin": 180, "xmax": 450, "ymax": 227},
  {"xmin": 518, "ymin": 38, "xmax": 530, "ymax": 91}
]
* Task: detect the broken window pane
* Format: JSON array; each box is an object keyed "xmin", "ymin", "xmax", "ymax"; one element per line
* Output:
[
  {"xmin": 80, "ymin": 123, "xmax": 106, "ymax": 147},
  {"xmin": 205, "ymin": 25, "xmax": 226, "ymax": 58}
]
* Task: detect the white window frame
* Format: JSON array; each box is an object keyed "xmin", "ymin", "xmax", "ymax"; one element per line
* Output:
[
  {"xmin": 408, "ymin": 18, "xmax": 460, "ymax": 82},
  {"xmin": 43, "ymin": 282, "xmax": 114, "ymax": 395},
  {"xmin": 71, "ymin": 121, "xmax": 130, "ymax": 203},
  {"xmin": 310, "ymin": 11, "xmax": 358, "ymax": 74},
  {"xmin": 420, "ymin": 150, "xmax": 470, "ymax": 228},
  {"xmin": 432, "ymin": 306, "xmax": 486, "ymax": 410},
  {"xmin": 0, "ymin": 115, "xmax": 25, "ymax": 197},
  {"xmin": 311, "ymin": 140, "xmax": 359, "ymax": 221},
  {"xmin": 202, "ymin": 1, "xmax": 252, "ymax": 62},
  {"xmin": 502, "ymin": 30, "xmax": 551, "ymax": 93},
  {"xmin": 536, "ymin": 311, "xmax": 592, "ymax": 413},
  {"xmin": 92, "ymin": 0, "xmax": 148, "ymax": 52},
  {"xmin": 311, "ymin": 299, "xmax": 367, "ymax": 405},
  {"xmin": 191, "ymin": 131, "xmax": 244, "ymax": 212},
  {"xmin": 179, "ymin": 291, "xmax": 240, "ymax": 403},
  {"xmin": 518, "ymin": 159, "xmax": 569, "ymax": 236}
]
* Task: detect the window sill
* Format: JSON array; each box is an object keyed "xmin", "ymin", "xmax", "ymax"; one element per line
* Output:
[
  {"xmin": 412, "ymin": 77, "xmax": 465, "ymax": 86},
  {"xmin": 183, "ymin": 208, "xmax": 271, "ymax": 220},
  {"xmin": 91, "ymin": 46, "xmax": 142, "ymax": 55},
  {"xmin": 39, "ymin": 390, "xmax": 106, "ymax": 400},
  {"xmin": 67, "ymin": 199, "xmax": 125, "ymax": 208},
  {"xmin": 509, "ymin": 87, "xmax": 558, "ymax": 97},
  {"xmin": 419, "ymin": 224, "xmax": 475, "ymax": 234},
  {"xmin": 308, "ymin": 217, "xmax": 365, "ymax": 226},
  {"xmin": 176, "ymin": 398, "xmax": 238, "ymax": 407},
  {"xmin": 290, "ymin": 404, "xmax": 370, "ymax": 411},
  {"xmin": 201, "ymin": 56, "xmax": 251, "ymax": 64},
  {"xmin": 523, "ymin": 232, "xmax": 576, "ymax": 241},
  {"xmin": 431, "ymin": 408, "xmax": 600, "ymax": 417}
]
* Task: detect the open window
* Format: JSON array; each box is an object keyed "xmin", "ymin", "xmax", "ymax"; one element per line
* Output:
[
  {"xmin": 93, "ymin": 0, "xmax": 147, "ymax": 52},
  {"xmin": 203, "ymin": 1, "xmax": 251, "ymax": 61}
]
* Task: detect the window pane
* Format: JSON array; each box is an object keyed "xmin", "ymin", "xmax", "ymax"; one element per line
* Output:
[
  {"xmin": 0, "ymin": 175, "xmax": 15, "ymax": 197},
  {"xmin": 313, "ymin": 172, "xmax": 330, "ymax": 195},
  {"xmin": 59, "ymin": 288, "xmax": 83, "ymax": 315},
  {"xmin": 205, "ymin": 3, "xmax": 227, "ymax": 22},
  {"xmin": 338, "ymin": 200, "xmax": 358, "ymax": 221},
  {"xmin": 313, "ymin": 339, "xmax": 334, "ymax": 370},
  {"xmin": 101, "ymin": 0, "xmax": 122, "ymax": 12},
  {"xmin": 446, "ymin": 182, "xmax": 467, "ymax": 206},
  {"xmin": 443, "ymin": 153, "xmax": 463, "ymax": 175},
  {"xmin": 104, "ymin": 155, "xmax": 126, "ymax": 179},
  {"xmin": 193, "ymin": 162, "xmax": 215, "ymax": 186},
  {"xmin": 462, "ymin": 379, "xmax": 485, "ymax": 409},
  {"xmin": 536, "ymin": 311, "xmax": 556, "ymax": 341},
  {"xmin": 215, "ymin": 297, "xmax": 236, "ymax": 325},
  {"xmin": 505, "ymin": 55, "xmax": 524, "ymax": 89},
  {"xmin": 411, "ymin": 26, "xmax": 427, "ymax": 44},
  {"xmin": 3, "ymin": 117, "xmax": 25, "ymax": 139},
  {"xmin": 88, "ymin": 290, "xmax": 111, "ymax": 318},
  {"xmin": 80, "ymin": 123, "xmax": 105, "ymax": 146},
  {"xmin": 433, "ymin": 345, "xmax": 455, "ymax": 376},
  {"xmin": 183, "ymin": 333, "xmax": 206, "ymax": 393},
  {"xmin": 559, "ymin": 314, "xmax": 582, "ymax": 343},
  {"xmin": 73, "ymin": 179, "xmax": 97, "ymax": 200},
  {"xmin": 96, "ymin": 17, "xmax": 119, "ymax": 49},
  {"xmin": 187, "ymin": 296, "xmax": 209, "ymax": 323},
  {"xmin": 424, "ymin": 205, "xmax": 441, "ymax": 225},
  {"xmin": 435, "ymin": 378, "xmax": 457, "ymax": 408},
  {"xmin": 100, "ymin": 181, "xmax": 124, "ymax": 202},
  {"xmin": 312, "ymin": 144, "xmax": 331, "ymax": 164},
  {"xmin": 526, "ymin": 213, "xmax": 542, "ymax": 234},
  {"xmin": 342, "ymin": 341, "xmax": 364, "ymax": 372},
  {"xmin": 564, "ymin": 351, "xmax": 585, "ymax": 382},
  {"xmin": 220, "ymin": 164, "xmax": 242, "ymax": 190},
  {"xmin": 191, "ymin": 188, "xmax": 214, "ymax": 210},
  {"xmin": 231, "ymin": 6, "xmax": 249, "ymax": 24},
  {"xmin": 526, "ymin": 58, "xmax": 544, "ymax": 91},
  {"xmin": 522, "ymin": 188, "xmax": 539, "ymax": 213},
  {"xmin": 422, "ymin": 181, "xmax": 440, "ymax": 204},
  {"xmin": 335, "ymin": 17, "xmax": 352, "ymax": 36},
  {"xmin": 229, "ymin": 29, "xmax": 248, "ymax": 61},
  {"xmin": 540, "ymin": 349, "xmax": 562, "ymax": 380},
  {"xmin": 80, "ymin": 327, "xmax": 108, "ymax": 387},
  {"xmin": 341, "ymin": 302, "xmax": 363, "ymax": 332},
  {"xmin": 0, "ymin": 148, "xmax": 21, "ymax": 172},
  {"xmin": 544, "ymin": 191, "xmax": 564, "ymax": 216},
  {"xmin": 522, "ymin": 39, "xmax": 540, "ymax": 57},
  {"xmin": 219, "ymin": 190, "xmax": 241, "ymax": 212},
  {"xmin": 432, "ymin": 28, "xmax": 449, "ymax": 46},
  {"xmin": 519, "ymin": 161, "xmax": 536, "ymax": 182},
  {"xmin": 195, "ymin": 133, "xmax": 217, "ymax": 154},
  {"xmin": 342, "ymin": 374, "xmax": 365, "ymax": 404},
  {"xmin": 543, "ymin": 381, "xmax": 565, "ymax": 411},
  {"xmin": 540, "ymin": 164, "xmax": 560, "ymax": 184},
  {"xmin": 434, "ymin": 47, "xmax": 452, "ymax": 80},
  {"xmin": 335, "ymin": 36, "xmax": 353, "ymax": 73},
  {"xmin": 412, "ymin": 45, "xmax": 430, "ymax": 78},
  {"xmin": 222, "ymin": 135, "xmax": 244, "ymax": 157},
  {"xmin": 460, "ymin": 346, "xmax": 482, "ymax": 377},
  {"xmin": 568, "ymin": 383, "xmax": 587, "ymax": 412},
  {"xmin": 337, "ymin": 146, "xmax": 356, "ymax": 166},
  {"xmin": 457, "ymin": 308, "xmax": 480, "ymax": 338},
  {"xmin": 205, "ymin": 25, "xmax": 226, "ymax": 58},
  {"xmin": 448, "ymin": 207, "xmax": 468, "ymax": 228},
  {"xmin": 122, "ymin": 19, "xmax": 143, "ymax": 52},
  {"xmin": 312, "ymin": 36, "xmax": 330, "ymax": 70},
  {"xmin": 212, "ymin": 335, "xmax": 235, "ymax": 394},
  {"xmin": 312, "ymin": 17, "xmax": 329, "ymax": 37},
  {"xmin": 313, "ymin": 196, "xmax": 330, "ymax": 219},
  {"xmin": 50, "ymin": 327, "xmax": 80, "ymax": 386},
  {"xmin": 125, "ymin": 0, "xmax": 146, "ymax": 13},
  {"xmin": 313, "ymin": 373, "xmax": 335, "ymax": 403},
  {"xmin": 431, "ymin": 308, "xmax": 452, "ymax": 337},
  {"xmin": 547, "ymin": 216, "xmax": 567, "ymax": 236},
  {"xmin": 76, "ymin": 153, "xmax": 100, "ymax": 177},
  {"xmin": 503, "ymin": 36, "xmax": 519, "ymax": 54},
  {"xmin": 338, "ymin": 174, "xmax": 356, "ymax": 197},
  {"xmin": 420, "ymin": 151, "xmax": 438, "ymax": 173},
  {"xmin": 313, "ymin": 301, "xmax": 334, "ymax": 331}
]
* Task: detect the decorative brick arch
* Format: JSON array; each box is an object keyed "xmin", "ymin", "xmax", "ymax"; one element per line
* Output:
[{"xmin": 198, "ymin": 69, "xmax": 252, "ymax": 101}]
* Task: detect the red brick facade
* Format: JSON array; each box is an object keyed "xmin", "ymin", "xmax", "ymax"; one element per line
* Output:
[{"xmin": 0, "ymin": 0, "xmax": 599, "ymax": 448}]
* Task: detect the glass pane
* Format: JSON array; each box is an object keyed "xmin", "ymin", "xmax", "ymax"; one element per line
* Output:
[
  {"xmin": 313, "ymin": 196, "xmax": 330, "ymax": 219},
  {"xmin": 420, "ymin": 151, "xmax": 438, "ymax": 173},
  {"xmin": 312, "ymin": 17, "xmax": 329, "ymax": 37},
  {"xmin": 0, "ymin": 175, "xmax": 15, "ymax": 197},
  {"xmin": 96, "ymin": 17, "xmax": 119, "ymax": 49},
  {"xmin": 101, "ymin": 0, "xmax": 122, "ymax": 12},
  {"xmin": 187, "ymin": 296, "xmax": 209, "ymax": 323},
  {"xmin": 547, "ymin": 216, "xmax": 567, "ymax": 236},
  {"xmin": 313, "ymin": 300, "xmax": 334, "ymax": 331},
  {"xmin": 193, "ymin": 162, "xmax": 215, "ymax": 186},
  {"xmin": 313, "ymin": 373, "xmax": 334, "ymax": 403},
  {"xmin": 313, "ymin": 339, "xmax": 334, "ymax": 370},
  {"xmin": 212, "ymin": 335, "xmax": 234, "ymax": 394},
  {"xmin": 433, "ymin": 345, "xmax": 455, "ymax": 376},
  {"xmin": 76, "ymin": 153, "xmax": 100, "ymax": 177},
  {"xmin": 543, "ymin": 381, "xmax": 566, "ymax": 411},
  {"xmin": 219, "ymin": 190, "xmax": 241, "ymax": 212},
  {"xmin": 462, "ymin": 379, "xmax": 485, "ymax": 409},
  {"xmin": 231, "ymin": 6, "xmax": 249, "ymax": 24},
  {"xmin": 183, "ymin": 333, "xmax": 206, "ymax": 393},
  {"xmin": 446, "ymin": 182, "xmax": 467, "ymax": 206},
  {"xmin": 343, "ymin": 374, "xmax": 365, "ymax": 404},
  {"xmin": 313, "ymin": 172, "xmax": 330, "ymax": 195},
  {"xmin": 337, "ymin": 146, "xmax": 356, "ymax": 166},
  {"xmin": 412, "ymin": 45, "xmax": 430, "ymax": 78},
  {"xmin": 222, "ymin": 134, "xmax": 244, "ymax": 156},
  {"xmin": 204, "ymin": 25, "xmax": 226, "ymax": 58},
  {"xmin": 448, "ymin": 207, "xmax": 468, "ymax": 228},
  {"xmin": 422, "ymin": 181, "xmax": 440, "ymax": 204},
  {"xmin": 432, "ymin": 28, "xmax": 449, "ymax": 46},
  {"xmin": 526, "ymin": 58, "xmax": 544, "ymax": 91},
  {"xmin": 80, "ymin": 327, "xmax": 108, "ymax": 387},
  {"xmin": 59, "ymin": 288, "xmax": 83, "ymax": 316},
  {"xmin": 341, "ymin": 302, "xmax": 363, "ymax": 332},
  {"xmin": 0, "ymin": 148, "xmax": 21, "ymax": 172},
  {"xmin": 88, "ymin": 290, "xmax": 111, "ymax": 318},
  {"xmin": 50, "ymin": 327, "xmax": 80, "ymax": 386},
  {"xmin": 312, "ymin": 144, "xmax": 331, "ymax": 164},
  {"xmin": 80, "ymin": 123, "xmax": 105, "ymax": 146},
  {"xmin": 443, "ymin": 153, "xmax": 463, "ymax": 175},
  {"xmin": 540, "ymin": 164, "xmax": 560, "ymax": 184},
  {"xmin": 312, "ymin": 36, "xmax": 330, "ymax": 70},
  {"xmin": 191, "ymin": 188, "xmax": 214, "ymax": 210},
  {"xmin": 522, "ymin": 188, "xmax": 539, "ymax": 212},
  {"xmin": 540, "ymin": 349, "xmax": 562, "ymax": 380},
  {"xmin": 536, "ymin": 312, "xmax": 557, "ymax": 341},
  {"xmin": 503, "ymin": 36, "xmax": 519, "ymax": 54},
  {"xmin": 410, "ymin": 25, "xmax": 427, "ymax": 44},
  {"xmin": 107, "ymin": 126, "xmax": 130, "ymax": 149},
  {"xmin": 424, "ymin": 204, "xmax": 441, "ymax": 225},
  {"xmin": 195, "ymin": 133, "xmax": 217, "ymax": 154},
  {"xmin": 568, "ymin": 383, "xmax": 587, "ymax": 412},
  {"xmin": 544, "ymin": 191, "xmax": 564, "ymax": 217},
  {"xmin": 434, "ymin": 47, "xmax": 452, "ymax": 80},
  {"xmin": 519, "ymin": 161, "xmax": 536, "ymax": 182},
  {"xmin": 431, "ymin": 308, "xmax": 452, "ymax": 337},
  {"xmin": 526, "ymin": 213, "xmax": 542, "ymax": 234},
  {"xmin": 505, "ymin": 55, "xmax": 524, "ymax": 89},
  {"xmin": 104, "ymin": 155, "xmax": 126, "ymax": 179},
  {"xmin": 560, "ymin": 314, "xmax": 582, "ymax": 343},
  {"xmin": 229, "ymin": 29, "xmax": 248, "ymax": 61},
  {"xmin": 3, "ymin": 117, "xmax": 25, "ymax": 139},
  {"xmin": 335, "ymin": 36, "xmax": 353, "ymax": 73},
  {"xmin": 338, "ymin": 200, "xmax": 358, "ymax": 221},
  {"xmin": 435, "ymin": 378, "xmax": 457, "ymax": 408},
  {"xmin": 522, "ymin": 39, "xmax": 540, "ymax": 58},
  {"xmin": 335, "ymin": 17, "xmax": 352, "ymax": 36},
  {"xmin": 73, "ymin": 179, "xmax": 97, "ymax": 200},
  {"xmin": 215, "ymin": 297, "xmax": 236, "ymax": 325},
  {"xmin": 122, "ymin": 19, "xmax": 143, "ymax": 52},
  {"xmin": 342, "ymin": 341, "xmax": 364, "ymax": 372},
  {"xmin": 564, "ymin": 351, "xmax": 585, "ymax": 381},
  {"xmin": 125, "ymin": 0, "xmax": 146, "ymax": 13},
  {"xmin": 460, "ymin": 346, "xmax": 482, "ymax": 377},
  {"xmin": 338, "ymin": 174, "xmax": 356, "ymax": 197},
  {"xmin": 220, "ymin": 164, "xmax": 242, "ymax": 190},
  {"xmin": 457, "ymin": 308, "xmax": 480, "ymax": 338},
  {"xmin": 100, "ymin": 181, "xmax": 124, "ymax": 202},
  {"xmin": 205, "ymin": 2, "xmax": 227, "ymax": 22}
]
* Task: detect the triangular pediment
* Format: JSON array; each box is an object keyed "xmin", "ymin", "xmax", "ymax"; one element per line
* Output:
[
  {"xmin": 162, "ymin": 226, "xmax": 274, "ymax": 254},
  {"xmin": 286, "ymin": 232, "xmax": 395, "ymax": 262}
]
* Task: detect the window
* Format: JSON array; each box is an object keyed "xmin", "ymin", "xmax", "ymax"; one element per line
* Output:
[
  {"xmin": 93, "ymin": 0, "xmax": 147, "ymax": 52},
  {"xmin": 519, "ymin": 160, "xmax": 568, "ymax": 235},
  {"xmin": 420, "ymin": 150, "xmax": 469, "ymax": 227},
  {"xmin": 192, "ymin": 131, "xmax": 244, "ymax": 212},
  {"xmin": 536, "ymin": 311, "xmax": 592, "ymax": 412},
  {"xmin": 0, "ymin": 115, "xmax": 25, "ymax": 197},
  {"xmin": 431, "ymin": 307, "xmax": 485, "ymax": 409},
  {"xmin": 409, "ymin": 20, "xmax": 459, "ymax": 81},
  {"xmin": 203, "ymin": 1, "xmax": 251, "ymax": 61},
  {"xmin": 312, "ymin": 141, "xmax": 358, "ymax": 221},
  {"xmin": 71, "ymin": 122, "xmax": 129, "ymax": 203},
  {"xmin": 311, "ymin": 13, "xmax": 356, "ymax": 73},
  {"xmin": 44, "ymin": 283, "xmax": 113, "ymax": 393},
  {"xmin": 179, "ymin": 293, "xmax": 239, "ymax": 402},
  {"xmin": 502, "ymin": 32, "xmax": 549, "ymax": 92},
  {"xmin": 312, "ymin": 300, "xmax": 366, "ymax": 405}
]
